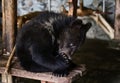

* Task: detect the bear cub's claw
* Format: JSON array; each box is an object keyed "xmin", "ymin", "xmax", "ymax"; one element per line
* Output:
[{"xmin": 53, "ymin": 69, "xmax": 69, "ymax": 77}]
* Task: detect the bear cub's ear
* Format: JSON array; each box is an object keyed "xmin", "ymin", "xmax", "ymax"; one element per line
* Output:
[
  {"xmin": 82, "ymin": 22, "xmax": 92, "ymax": 32},
  {"xmin": 70, "ymin": 19, "xmax": 82, "ymax": 27},
  {"xmin": 70, "ymin": 19, "xmax": 92, "ymax": 32}
]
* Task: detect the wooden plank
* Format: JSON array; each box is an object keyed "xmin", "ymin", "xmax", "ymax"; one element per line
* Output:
[
  {"xmin": 0, "ymin": 66, "xmax": 83, "ymax": 83},
  {"xmin": 2, "ymin": 74, "xmax": 7, "ymax": 83},
  {"xmin": 8, "ymin": 74, "xmax": 13, "ymax": 83},
  {"xmin": 2, "ymin": 0, "xmax": 17, "ymax": 52},
  {"xmin": 2, "ymin": 74, "xmax": 13, "ymax": 83},
  {"xmin": 114, "ymin": 0, "xmax": 120, "ymax": 39},
  {"xmin": 0, "ymin": 67, "xmax": 71, "ymax": 82},
  {"xmin": 0, "ymin": 56, "xmax": 84, "ymax": 83}
]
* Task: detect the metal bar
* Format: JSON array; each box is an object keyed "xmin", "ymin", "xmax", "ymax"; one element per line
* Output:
[
  {"xmin": 48, "ymin": 0, "xmax": 51, "ymax": 11},
  {"xmin": 103, "ymin": 0, "xmax": 105, "ymax": 13}
]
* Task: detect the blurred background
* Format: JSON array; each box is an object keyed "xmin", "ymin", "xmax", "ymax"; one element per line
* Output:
[{"xmin": 0, "ymin": 0, "xmax": 120, "ymax": 83}]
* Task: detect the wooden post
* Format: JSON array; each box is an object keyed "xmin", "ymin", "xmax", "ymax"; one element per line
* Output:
[
  {"xmin": 72, "ymin": 0, "xmax": 77, "ymax": 18},
  {"xmin": 114, "ymin": 0, "xmax": 120, "ymax": 39},
  {"xmin": 2, "ymin": 74, "xmax": 13, "ymax": 83},
  {"xmin": 2, "ymin": 0, "xmax": 17, "ymax": 52}
]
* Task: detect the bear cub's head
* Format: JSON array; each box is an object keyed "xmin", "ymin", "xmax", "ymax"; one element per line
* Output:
[{"xmin": 59, "ymin": 19, "xmax": 91, "ymax": 60}]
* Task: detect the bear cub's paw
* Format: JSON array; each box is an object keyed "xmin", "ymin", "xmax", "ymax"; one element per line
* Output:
[{"xmin": 53, "ymin": 69, "xmax": 69, "ymax": 77}]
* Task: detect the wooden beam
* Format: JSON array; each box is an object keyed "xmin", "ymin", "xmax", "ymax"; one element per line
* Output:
[
  {"xmin": 114, "ymin": 0, "xmax": 120, "ymax": 39},
  {"xmin": 2, "ymin": 0, "xmax": 17, "ymax": 52},
  {"xmin": 0, "ymin": 55, "xmax": 84, "ymax": 83}
]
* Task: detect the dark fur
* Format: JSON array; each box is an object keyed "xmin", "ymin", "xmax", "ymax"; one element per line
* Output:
[{"xmin": 16, "ymin": 11, "xmax": 91, "ymax": 76}]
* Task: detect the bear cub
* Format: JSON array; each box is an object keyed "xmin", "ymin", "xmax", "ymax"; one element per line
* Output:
[{"xmin": 16, "ymin": 11, "xmax": 91, "ymax": 76}]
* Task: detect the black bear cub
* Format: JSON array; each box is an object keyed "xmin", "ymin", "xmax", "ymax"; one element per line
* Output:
[{"xmin": 16, "ymin": 11, "xmax": 91, "ymax": 76}]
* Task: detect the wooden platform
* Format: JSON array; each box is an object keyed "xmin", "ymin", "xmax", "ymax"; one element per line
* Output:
[{"xmin": 0, "ymin": 55, "xmax": 85, "ymax": 83}]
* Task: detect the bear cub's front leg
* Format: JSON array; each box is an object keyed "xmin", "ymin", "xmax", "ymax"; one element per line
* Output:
[{"xmin": 53, "ymin": 53, "xmax": 76, "ymax": 76}]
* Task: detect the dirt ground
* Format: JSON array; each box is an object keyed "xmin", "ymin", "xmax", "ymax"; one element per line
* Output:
[{"xmin": 72, "ymin": 39, "xmax": 120, "ymax": 83}]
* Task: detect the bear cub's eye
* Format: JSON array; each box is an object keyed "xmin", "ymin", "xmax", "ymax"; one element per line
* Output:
[
  {"xmin": 69, "ymin": 43, "xmax": 76, "ymax": 48},
  {"xmin": 70, "ymin": 43, "xmax": 74, "ymax": 47}
]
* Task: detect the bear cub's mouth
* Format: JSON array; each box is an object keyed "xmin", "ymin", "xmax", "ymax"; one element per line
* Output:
[{"xmin": 59, "ymin": 52, "xmax": 71, "ymax": 63}]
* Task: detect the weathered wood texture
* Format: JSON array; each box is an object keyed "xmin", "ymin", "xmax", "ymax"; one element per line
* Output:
[
  {"xmin": 41, "ymin": 81, "xmax": 47, "ymax": 83},
  {"xmin": 2, "ymin": 0, "xmax": 17, "ymax": 52},
  {"xmin": 2, "ymin": 74, "xmax": 13, "ymax": 83},
  {"xmin": 0, "ymin": 56, "xmax": 84, "ymax": 83},
  {"xmin": 115, "ymin": 0, "xmax": 120, "ymax": 39}
]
